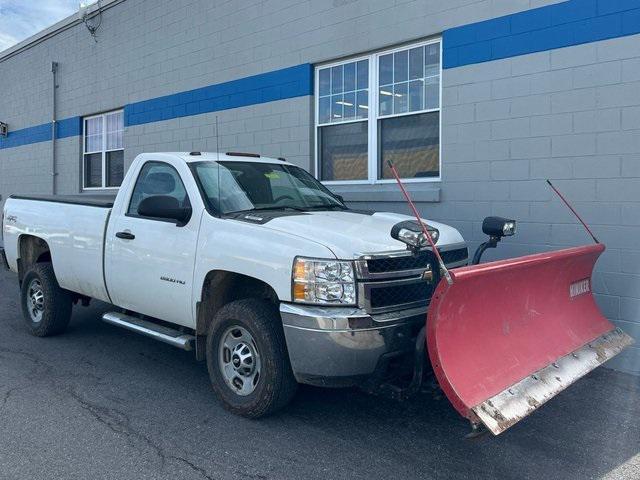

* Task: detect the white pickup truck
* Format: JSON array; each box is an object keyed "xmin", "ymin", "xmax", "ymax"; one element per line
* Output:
[{"xmin": 1, "ymin": 151, "xmax": 470, "ymax": 417}]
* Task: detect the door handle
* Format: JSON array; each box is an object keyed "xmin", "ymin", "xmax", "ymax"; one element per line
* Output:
[{"xmin": 116, "ymin": 231, "xmax": 135, "ymax": 240}]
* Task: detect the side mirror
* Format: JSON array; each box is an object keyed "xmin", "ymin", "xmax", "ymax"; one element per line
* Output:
[{"xmin": 138, "ymin": 195, "xmax": 192, "ymax": 226}]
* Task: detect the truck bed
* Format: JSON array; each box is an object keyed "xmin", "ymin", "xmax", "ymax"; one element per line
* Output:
[
  {"xmin": 10, "ymin": 194, "xmax": 116, "ymax": 208},
  {"xmin": 3, "ymin": 194, "xmax": 113, "ymax": 302}
]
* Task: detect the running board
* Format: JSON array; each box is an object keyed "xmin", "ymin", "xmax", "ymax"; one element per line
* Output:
[{"xmin": 102, "ymin": 312, "xmax": 195, "ymax": 351}]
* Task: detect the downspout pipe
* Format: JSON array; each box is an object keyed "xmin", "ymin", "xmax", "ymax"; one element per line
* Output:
[{"xmin": 51, "ymin": 61, "xmax": 58, "ymax": 195}]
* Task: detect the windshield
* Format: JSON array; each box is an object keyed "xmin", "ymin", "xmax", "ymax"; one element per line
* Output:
[{"xmin": 191, "ymin": 161, "xmax": 346, "ymax": 215}]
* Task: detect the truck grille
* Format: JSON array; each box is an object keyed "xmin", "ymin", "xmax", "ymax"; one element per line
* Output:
[
  {"xmin": 441, "ymin": 247, "xmax": 469, "ymax": 265},
  {"xmin": 366, "ymin": 247, "xmax": 468, "ymax": 273},
  {"xmin": 369, "ymin": 281, "xmax": 435, "ymax": 310},
  {"xmin": 356, "ymin": 245, "xmax": 467, "ymax": 314}
]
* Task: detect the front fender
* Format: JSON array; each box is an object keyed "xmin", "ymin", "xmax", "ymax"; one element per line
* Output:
[{"xmin": 192, "ymin": 216, "xmax": 336, "ymax": 311}]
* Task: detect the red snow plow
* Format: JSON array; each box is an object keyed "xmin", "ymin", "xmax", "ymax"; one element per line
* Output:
[
  {"xmin": 387, "ymin": 162, "xmax": 634, "ymax": 435},
  {"xmin": 427, "ymin": 243, "xmax": 633, "ymax": 435}
]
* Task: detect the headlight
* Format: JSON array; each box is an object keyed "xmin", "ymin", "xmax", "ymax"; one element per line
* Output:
[{"xmin": 292, "ymin": 257, "xmax": 356, "ymax": 305}]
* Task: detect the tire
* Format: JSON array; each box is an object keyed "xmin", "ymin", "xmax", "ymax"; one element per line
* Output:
[
  {"xmin": 20, "ymin": 262, "xmax": 73, "ymax": 337},
  {"xmin": 206, "ymin": 299, "xmax": 297, "ymax": 418}
]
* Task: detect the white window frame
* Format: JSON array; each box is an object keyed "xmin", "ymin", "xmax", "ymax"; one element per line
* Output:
[
  {"xmin": 314, "ymin": 37, "xmax": 442, "ymax": 185},
  {"xmin": 82, "ymin": 109, "xmax": 124, "ymax": 190}
]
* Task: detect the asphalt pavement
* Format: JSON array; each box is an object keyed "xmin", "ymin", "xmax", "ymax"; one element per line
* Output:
[{"xmin": 0, "ymin": 267, "xmax": 638, "ymax": 480}]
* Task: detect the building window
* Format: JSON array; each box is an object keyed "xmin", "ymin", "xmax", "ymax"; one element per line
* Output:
[
  {"xmin": 315, "ymin": 39, "xmax": 441, "ymax": 183},
  {"xmin": 83, "ymin": 110, "xmax": 124, "ymax": 189},
  {"xmin": 317, "ymin": 58, "xmax": 369, "ymax": 181}
]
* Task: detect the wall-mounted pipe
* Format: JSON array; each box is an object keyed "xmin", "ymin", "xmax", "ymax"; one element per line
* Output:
[{"xmin": 51, "ymin": 61, "xmax": 58, "ymax": 195}]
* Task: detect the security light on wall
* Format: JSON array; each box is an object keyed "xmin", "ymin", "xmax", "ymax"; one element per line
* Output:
[
  {"xmin": 0, "ymin": 122, "xmax": 7, "ymax": 137},
  {"xmin": 79, "ymin": 0, "xmax": 103, "ymax": 41},
  {"xmin": 78, "ymin": 1, "xmax": 96, "ymax": 18}
]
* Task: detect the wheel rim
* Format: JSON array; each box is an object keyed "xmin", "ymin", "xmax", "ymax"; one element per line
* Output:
[
  {"xmin": 26, "ymin": 279, "xmax": 45, "ymax": 323},
  {"xmin": 219, "ymin": 325, "xmax": 261, "ymax": 396}
]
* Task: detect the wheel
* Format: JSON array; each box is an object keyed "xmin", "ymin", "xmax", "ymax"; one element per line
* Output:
[
  {"xmin": 20, "ymin": 263, "xmax": 73, "ymax": 337},
  {"xmin": 206, "ymin": 299, "xmax": 297, "ymax": 418}
]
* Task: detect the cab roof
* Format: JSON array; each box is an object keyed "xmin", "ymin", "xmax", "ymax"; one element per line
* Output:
[{"xmin": 149, "ymin": 152, "xmax": 295, "ymax": 165}]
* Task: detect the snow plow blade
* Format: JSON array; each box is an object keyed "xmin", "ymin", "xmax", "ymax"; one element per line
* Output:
[{"xmin": 427, "ymin": 243, "xmax": 634, "ymax": 435}]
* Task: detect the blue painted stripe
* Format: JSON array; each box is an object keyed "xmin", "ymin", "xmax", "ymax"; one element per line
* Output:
[
  {"xmin": 56, "ymin": 116, "xmax": 82, "ymax": 139},
  {"xmin": 0, "ymin": 116, "xmax": 82, "ymax": 150},
  {"xmin": 0, "ymin": 64, "xmax": 313, "ymax": 150},
  {"xmin": 0, "ymin": 123, "xmax": 51, "ymax": 149},
  {"xmin": 125, "ymin": 64, "xmax": 313, "ymax": 127},
  {"xmin": 443, "ymin": 0, "xmax": 640, "ymax": 69}
]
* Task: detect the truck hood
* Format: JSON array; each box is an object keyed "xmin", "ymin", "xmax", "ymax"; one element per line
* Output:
[{"xmin": 256, "ymin": 210, "xmax": 465, "ymax": 259}]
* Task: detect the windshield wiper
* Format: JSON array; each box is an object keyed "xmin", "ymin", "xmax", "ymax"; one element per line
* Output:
[
  {"xmin": 303, "ymin": 204, "xmax": 348, "ymax": 211},
  {"xmin": 229, "ymin": 205, "xmax": 307, "ymax": 214},
  {"xmin": 228, "ymin": 204, "xmax": 347, "ymax": 215}
]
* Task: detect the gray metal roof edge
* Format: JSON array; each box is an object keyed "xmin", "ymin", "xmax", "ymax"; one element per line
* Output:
[{"xmin": 0, "ymin": 0, "xmax": 126, "ymax": 63}]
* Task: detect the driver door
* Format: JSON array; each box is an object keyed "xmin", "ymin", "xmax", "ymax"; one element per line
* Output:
[{"xmin": 105, "ymin": 161, "xmax": 199, "ymax": 327}]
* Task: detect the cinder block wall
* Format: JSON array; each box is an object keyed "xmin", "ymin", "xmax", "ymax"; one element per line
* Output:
[
  {"xmin": 125, "ymin": 97, "xmax": 313, "ymax": 169},
  {"xmin": 436, "ymin": 36, "xmax": 640, "ymax": 373},
  {"xmin": 0, "ymin": 0, "xmax": 561, "ymax": 202},
  {"xmin": 0, "ymin": 0, "xmax": 638, "ymax": 373}
]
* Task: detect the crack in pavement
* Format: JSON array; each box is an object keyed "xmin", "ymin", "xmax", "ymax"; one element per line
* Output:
[
  {"xmin": 0, "ymin": 346, "xmax": 53, "ymax": 369},
  {"xmin": 67, "ymin": 388, "xmax": 167, "ymax": 466},
  {"xmin": 0, "ymin": 346, "xmax": 56, "ymax": 383},
  {"xmin": 67, "ymin": 389, "xmax": 271, "ymax": 480},
  {"xmin": 168, "ymin": 454, "xmax": 269, "ymax": 480},
  {"xmin": 0, "ymin": 344, "xmax": 105, "ymax": 384},
  {"xmin": 0, "ymin": 345, "xmax": 259, "ymax": 480},
  {"xmin": 1, "ymin": 386, "xmax": 27, "ymax": 410},
  {"xmin": 65, "ymin": 389, "xmax": 233, "ymax": 480},
  {"xmin": 170, "ymin": 456, "xmax": 217, "ymax": 480}
]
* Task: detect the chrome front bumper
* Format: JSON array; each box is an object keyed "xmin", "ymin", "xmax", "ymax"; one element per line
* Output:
[{"xmin": 280, "ymin": 303, "xmax": 426, "ymax": 386}]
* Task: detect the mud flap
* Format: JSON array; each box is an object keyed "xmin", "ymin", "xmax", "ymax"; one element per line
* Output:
[{"xmin": 426, "ymin": 244, "xmax": 634, "ymax": 435}]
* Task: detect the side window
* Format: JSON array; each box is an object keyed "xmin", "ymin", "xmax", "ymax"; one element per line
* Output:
[{"xmin": 127, "ymin": 162, "xmax": 190, "ymax": 216}]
